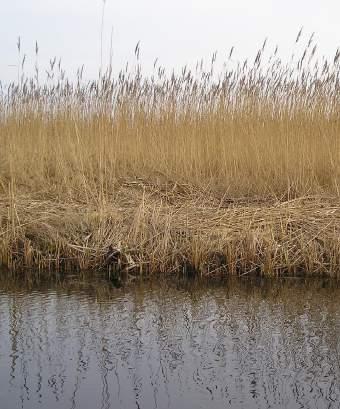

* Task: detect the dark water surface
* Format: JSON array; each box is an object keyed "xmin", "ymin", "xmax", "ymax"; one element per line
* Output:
[{"xmin": 1, "ymin": 276, "xmax": 340, "ymax": 409}]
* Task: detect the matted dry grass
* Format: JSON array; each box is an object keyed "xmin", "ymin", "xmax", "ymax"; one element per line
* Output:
[{"xmin": 1, "ymin": 184, "xmax": 340, "ymax": 277}]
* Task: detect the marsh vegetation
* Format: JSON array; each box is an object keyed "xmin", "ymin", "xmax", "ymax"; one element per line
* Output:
[{"xmin": 0, "ymin": 34, "xmax": 339, "ymax": 277}]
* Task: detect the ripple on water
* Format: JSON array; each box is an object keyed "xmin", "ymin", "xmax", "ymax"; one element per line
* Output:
[{"xmin": 0, "ymin": 278, "xmax": 340, "ymax": 409}]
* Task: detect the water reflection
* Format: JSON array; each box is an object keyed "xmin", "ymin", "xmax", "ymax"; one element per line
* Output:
[{"xmin": 1, "ymin": 277, "xmax": 340, "ymax": 408}]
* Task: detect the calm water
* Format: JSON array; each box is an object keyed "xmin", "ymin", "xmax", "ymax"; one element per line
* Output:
[{"xmin": 1, "ymin": 277, "xmax": 340, "ymax": 409}]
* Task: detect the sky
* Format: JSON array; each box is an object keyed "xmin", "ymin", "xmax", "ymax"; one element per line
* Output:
[{"xmin": 1, "ymin": 0, "xmax": 339, "ymax": 83}]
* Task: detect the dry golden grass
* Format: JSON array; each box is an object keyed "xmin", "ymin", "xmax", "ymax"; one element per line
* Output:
[{"xmin": 0, "ymin": 37, "xmax": 339, "ymax": 277}]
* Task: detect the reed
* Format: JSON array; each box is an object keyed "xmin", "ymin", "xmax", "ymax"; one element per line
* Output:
[{"xmin": 0, "ymin": 36, "xmax": 339, "ymax": 277}]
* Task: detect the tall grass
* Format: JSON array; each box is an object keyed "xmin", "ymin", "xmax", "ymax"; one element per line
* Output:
[{"xmin": 0, "ymin": 36, "xmax": 340, "ymax": 277}]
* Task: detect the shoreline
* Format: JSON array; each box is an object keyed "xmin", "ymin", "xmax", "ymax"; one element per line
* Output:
[{"xmin": 1, "ymin": 184, "xmax": 340, "ymax": 278}]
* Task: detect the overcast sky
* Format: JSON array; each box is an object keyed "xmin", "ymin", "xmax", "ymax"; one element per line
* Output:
[{"xmin": 1, "ymin": 0, "xmax": 339, "ymax": 83}]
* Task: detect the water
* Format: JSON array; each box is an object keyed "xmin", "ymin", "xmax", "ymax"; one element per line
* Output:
[{"xmin": 1, "ymin": 277, "xmax": 340, "ymax": 409}]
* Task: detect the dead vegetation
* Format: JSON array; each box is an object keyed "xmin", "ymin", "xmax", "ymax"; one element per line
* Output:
[
  {"xmin": 2, "ymin": 185, "xmax": 340, "ymax": 278},
  {"xmin": 0, "ymin": 34, "xmax": 339, "ymax": 277}
]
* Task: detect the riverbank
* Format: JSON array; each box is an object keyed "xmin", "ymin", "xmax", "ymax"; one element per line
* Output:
[
  {"xmin": 1, "ymin": 42, "xmax": 339, "ymax": 277},
  {"xmin": 1, "ymin": 182, "xmax": 340, "ymax": 277}
]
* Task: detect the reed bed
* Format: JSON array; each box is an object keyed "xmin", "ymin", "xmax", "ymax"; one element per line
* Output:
[{"xmin": 0, "ymin": 36, "xmax": 339, "ymax": 277}]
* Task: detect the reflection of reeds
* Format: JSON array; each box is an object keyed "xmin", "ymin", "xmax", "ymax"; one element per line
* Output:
[
  {"xmin": 0, "ymin": 35, "xmax": 339, "ymax": 276},
  {"xmin": 2, "ymin": 275, "xmax": 340, "ymax": 408}
]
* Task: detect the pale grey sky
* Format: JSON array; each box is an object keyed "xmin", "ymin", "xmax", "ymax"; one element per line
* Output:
[{"xmin": 1, "ymin": 0, "xmax": 339, "ymax": 83}]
